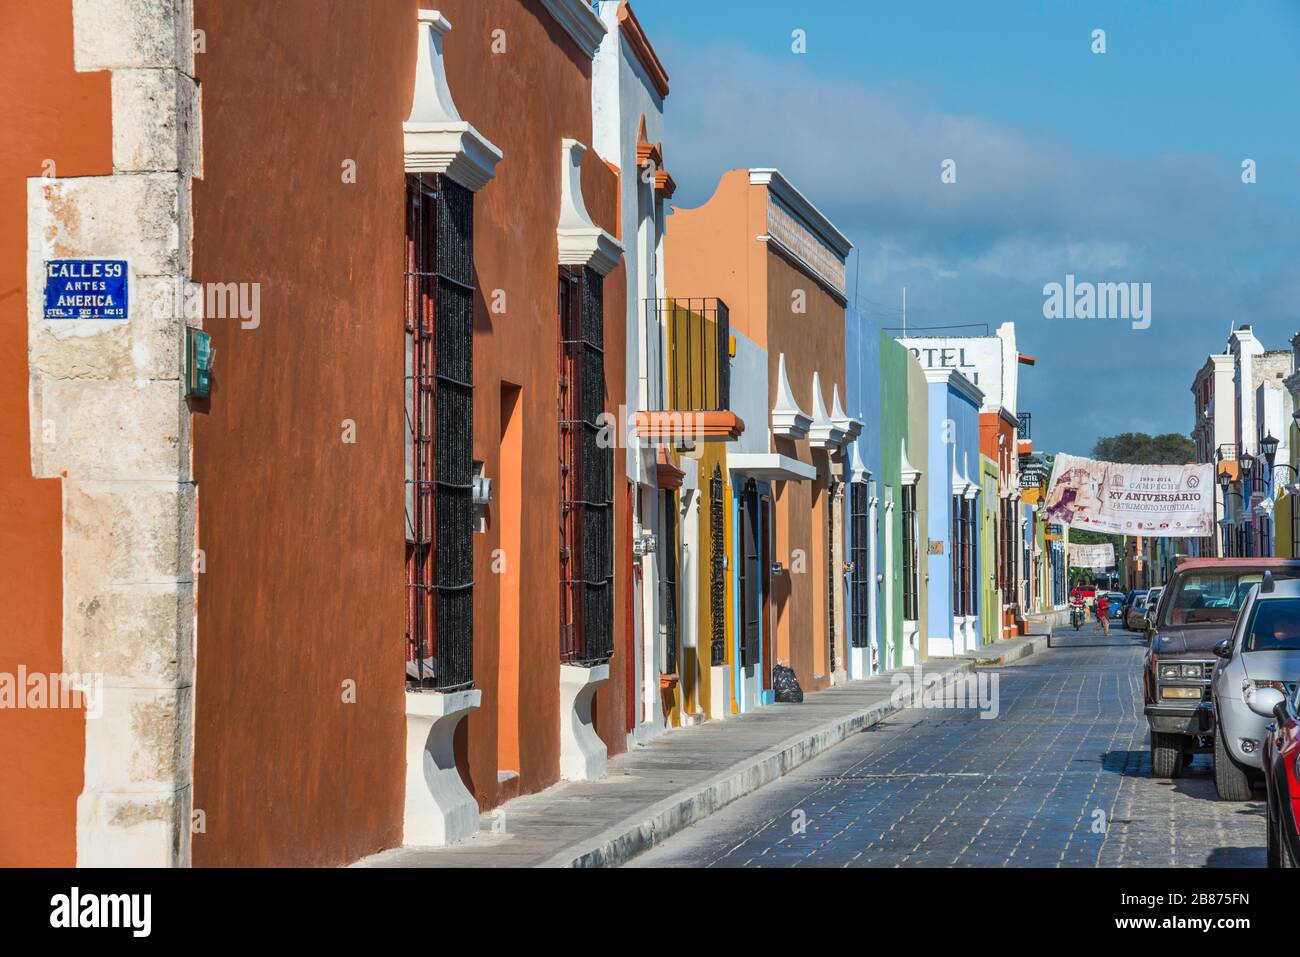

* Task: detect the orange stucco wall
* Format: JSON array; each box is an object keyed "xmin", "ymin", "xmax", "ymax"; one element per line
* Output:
[
  {"xmin": 664, "ymin": 170, "xmax": 768, "ymax": 346},
  {"xmin": 0, "ymin": 0, "xmax": 111, "ymax": 866},
  {"xmin": 190, "ymin": 0, "xmax": 410, "ymax": 867},
  {"xmin": 189, "ymin": 0, "xmax": 628, "ymax": 865},
  {"xmin": 433, "ymin": 0, "xmax": 629, "ymax": 803},
  {"xmin": 980, "ymin": 409, "xmax": 1019, "ymax": 636}
]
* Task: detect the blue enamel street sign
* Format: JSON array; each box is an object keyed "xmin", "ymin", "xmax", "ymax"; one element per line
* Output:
[{"xmin": 43, "ymin": 259, "xmax": 128, "ymax": 320}]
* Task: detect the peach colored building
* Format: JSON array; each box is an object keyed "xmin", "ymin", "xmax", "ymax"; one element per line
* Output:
[{"xmin": 667, "ymin": 169, "xmax": 855, "ymax": 702}]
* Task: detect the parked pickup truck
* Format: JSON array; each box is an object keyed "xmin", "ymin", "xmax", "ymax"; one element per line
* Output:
[{"xmin": 1144, "ymin": 557, "xmax": 1300, "ymax": 778}]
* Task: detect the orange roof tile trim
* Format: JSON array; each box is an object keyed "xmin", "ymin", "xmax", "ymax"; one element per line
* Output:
[{"xmin": 619, "ymin": 2, "xmax": 670, "ymax": 99}]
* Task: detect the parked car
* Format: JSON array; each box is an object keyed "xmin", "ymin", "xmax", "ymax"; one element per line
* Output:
[
  {"xmin": 1130, "ymin": 586, "xmax": 1164, "ymax": 631},
  {"xmin": 1210, "ymin": 575, "xmax": 1300, "ymax": 800},
  {"xmin": 1260, "ymin": 680, "xmax": 1300, "ymax": 867},
  {"xmin": 1106, "ymin": 592, "xmax": 1126, "ymax": 620},
  {"xmin": 1143, "ymin": 558, "xmax": 1300, "ymax": 779},
  {"xmin": 1122, "ymin": 589, "xmax": 1149, "ymax": 629}
]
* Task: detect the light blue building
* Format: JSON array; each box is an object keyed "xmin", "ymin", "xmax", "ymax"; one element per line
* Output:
[
  {"xmin": 843, "ymin": 307, "xmax": 882, "ymax": 677},
  {"xmin": 921, "ymin": 367, "xmax": 984, "ymax": 657}
]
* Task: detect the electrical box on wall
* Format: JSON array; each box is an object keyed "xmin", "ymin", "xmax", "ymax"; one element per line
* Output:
[
  {"xmin": 185, "ymin": 327, "xmax": 214, "ymax": 398},
  {"xmin": 471, "ymin": 461, "xmax": 491, "ymax": 533}
]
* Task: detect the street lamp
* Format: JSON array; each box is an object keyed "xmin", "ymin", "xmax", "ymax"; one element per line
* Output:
[{"xmin": 1261, "ymin": 433, "xmax": 1280, "ymax": 467}]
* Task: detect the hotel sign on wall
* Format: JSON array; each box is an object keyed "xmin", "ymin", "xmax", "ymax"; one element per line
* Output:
[
  {"xmin": 899, "ymin": 337, "xmax": 1003, "ymax": 409},
  {"xmin": 766, "ymin": 196, "xmax": 846, "ymax": 296}
]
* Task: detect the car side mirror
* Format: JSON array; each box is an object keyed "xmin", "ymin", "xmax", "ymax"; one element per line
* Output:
[
  {"xmin": 1212, "ymin": 638, "xmax": 1232, "ymax": 659},
  {"xmin": 1274, "ymin": 699, "xmax": 1295, "ymax": 727},
  {"xmin": 1248, "ymin": 686, "xmax": 1286, "ymax": 718}
]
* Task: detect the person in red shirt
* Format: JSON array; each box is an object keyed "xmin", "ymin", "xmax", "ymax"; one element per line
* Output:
[{"xmin": 1095, "ymin": 592, "xmax": 1111, "ymax": 635}]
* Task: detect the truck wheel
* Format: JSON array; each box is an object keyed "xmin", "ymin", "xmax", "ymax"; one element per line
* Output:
[
  {"xmin": 1151, "ymin": 732, "xmax": 1182, "ymax": 779},
  {"xmin": 1213, "ymin": 725, "xmax": 1252, "ymax": 801}
]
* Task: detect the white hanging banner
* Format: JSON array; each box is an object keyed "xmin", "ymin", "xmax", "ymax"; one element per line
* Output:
[
  {"xmin": 1043, "ymin": 453, "xmax": 1214, "ymax": 536},
  {"xmin": 1068, "ymin": 542, "xmax": 1115, "ymax": 569}
]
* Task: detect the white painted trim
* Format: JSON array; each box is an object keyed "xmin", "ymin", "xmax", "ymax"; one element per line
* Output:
[
  {"xmin": 403, "ymin": 11, "xmax": 503, "ymax": 189},
  {"xmin": 404, "ymin": 689, "xmax": 482, "ymax": 846},
  {"xmin": 558, "ymin": 139, "xmax": 624, "ymax": 275},
  {"xmin": 559, "ymin": 664, "xmax": 610, "ymax": 780},
  {"xmin": 831, "ymin": 384, "xmax": 863, "ymax": 441},
  {"xmin": 748, "ymin": 168, "xmax": 852, "ymax": 258},
  {"xmin": 539, "ymin": 0, "xmax": 608, "ymax": 58},
  {"xmin": 849, "ymin": 439, "xmax": 871, "ymax": 483},
  {"xmin": 900, "ymin": 438, "xmax": 921, "ymax": 486},
  {"xmin": 771, "ymin": 353, "xmax": 811, "ymax": 439},
  {"xmin": 728, "ymin": 453, "xmax": 817, "ymax": 482},
  {"xmin": 807, "ymin": 371, "xmax": 847, "ymax": 450},
  {"xmin": 923, "ymin": 365, "xmax": 984, "ymax": 407}
]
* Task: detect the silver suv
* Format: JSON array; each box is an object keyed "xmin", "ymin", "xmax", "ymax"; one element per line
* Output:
[{"xmin": 1210, "ymin": 574, "xmax": 1300, "ymax": 801}]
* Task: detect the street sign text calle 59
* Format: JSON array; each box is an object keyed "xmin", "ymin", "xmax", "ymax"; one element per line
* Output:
[{"xmin": 43, "ymin": 259, "xmax": 128, "ymax": 320}]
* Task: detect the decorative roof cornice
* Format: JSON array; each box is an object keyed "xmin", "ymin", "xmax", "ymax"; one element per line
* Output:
[
  {"xmin": 403, "ymin": 10, "xmax": 503, "ymax": 190},
  {"xmin": 557, "ymin": 139, "xmax": 624, "ymax": 276},
  {"xmin": 617, "ymin": 2, "xmax": 669, "ymax": 98},
  {"xmin": 922, "ymin": 366, "xmax": 984, "ymax": 407},
  {"xmin": 771, "ymin": 353, "xmax": 811, "ymax": 439},
  {"xmin": 808, "ymin": 372, "xmax": 847, "ymax": 450},
  {"xmin": 748, "ymin": 168, "xmax": 852, "ymax": 260},
  {"xmin": 830, "ymin": 384, "xmax": 863, "ymax": 441},
  {"xmin": 849, "ymin": 439, "xmax": 871, "ymax": 484},
  {"xmin": 900, "ymin": 438, "xmax": 921, "ymax": 486},
  {"xmin": 633, "ymin": 117, "xmax": 674, "ymax": 199},
  {"xmin": 540, "ymin": 0, "xmax": 607, "ymax": 59},
  {"xmin": 654, "ymin": 164, "xmax": 676, "ymax": 199}
]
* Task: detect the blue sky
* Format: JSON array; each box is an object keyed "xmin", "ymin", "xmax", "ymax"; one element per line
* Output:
[{"xmin": 631, "ymin": 0, "xmax": 1300, "ymax": 456}]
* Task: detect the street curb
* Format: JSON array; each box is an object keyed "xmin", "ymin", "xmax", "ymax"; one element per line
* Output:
[
  {"xmin": 973, "ymin": 632, "xmax": 1052, "ymax": 666},
  {"xmin": 542, "ymin": 635, "xmax": 1049, "ymax": 868}
]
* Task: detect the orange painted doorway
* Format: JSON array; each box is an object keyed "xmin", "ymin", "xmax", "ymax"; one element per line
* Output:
[{"xmin": 497, "ymin": 383, "xmax": 523, "ymax": 781}]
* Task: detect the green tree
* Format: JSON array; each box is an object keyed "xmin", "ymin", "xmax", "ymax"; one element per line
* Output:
[{"xmin": 1091, "ymin": 432, "xmax": 1196, "ymax": 465}]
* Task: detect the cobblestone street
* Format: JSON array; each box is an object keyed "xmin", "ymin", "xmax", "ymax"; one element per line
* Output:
[{"xmin": 629, "ymin": 625, "xmax": 1268, "ymax": 868}]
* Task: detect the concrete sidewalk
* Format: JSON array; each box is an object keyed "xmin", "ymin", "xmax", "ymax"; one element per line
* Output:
[{"xmin": 358, "ymin": 628, "xmax": 1053, "ymax": 869}]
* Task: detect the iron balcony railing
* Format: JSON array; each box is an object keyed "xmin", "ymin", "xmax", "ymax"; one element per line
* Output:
[
  {"xmin": 1016, "ymin": 411, "xmax": 1031, "ymax": 440},
  {"xmin": 644, "ymin": 298, "xmax": 731, "ymax": 414},
  {"xmin": 1215, "ymin": 443, "xmax": 1239, "ymax": 462}
]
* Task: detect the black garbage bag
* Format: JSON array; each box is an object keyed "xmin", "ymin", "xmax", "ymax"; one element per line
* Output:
[{"xmin": 772, "ymin": 664, "xmax": 804, "ymax": 703}]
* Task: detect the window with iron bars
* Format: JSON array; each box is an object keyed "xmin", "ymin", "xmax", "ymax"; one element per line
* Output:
[
  {"xmin": 827, "ymin": 480, "xmax": 840, "ymax": 673},
  {"xmin": 558, "ymin": 266, "xmax": 614, "ymax": 666},
  {"xmin": 965, "ymin": 498, "xmax": 977, "ymax": 615},
  {"xmin": 850, "ymin": 481, "xmax": 871, "ymax": 649},
  {"xmin": 952, "ymin": 496, "xmax": 976, "ymax": 617},
  {"xmin": 405, "ymin": 174, "xmax": 475, "ymax": 692},
  {"xmin": 951, "ymin": 495, "xmax": 962, "ymax": 616},
  {"xmin": 738, "ymin": 479, "xmax": 762, "ymax": 669},
  {"xmin": 709, "ymin": 465, "xmax": 726, "ymax": 666},
  {"xmin": 999, "ymin": 496, "xmax": 1016, "ymax": 598},
  {"xmin": 901, "ymin": 483, "xmax": 919, "ymax": 622},
  {"xmin": 1292, "ymin": 503, "xmax": 1299, "ymax": 560}
]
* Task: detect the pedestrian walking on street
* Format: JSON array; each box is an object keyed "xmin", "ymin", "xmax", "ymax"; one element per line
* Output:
[{"xmin": 1095, "ymin": 592, "xmax": 1110, "ymax": 636}]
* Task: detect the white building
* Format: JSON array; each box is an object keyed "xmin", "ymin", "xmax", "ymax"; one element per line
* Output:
[{"xmin": 592, "ymin": 0, "xmax": 675, "ymax": 743}]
